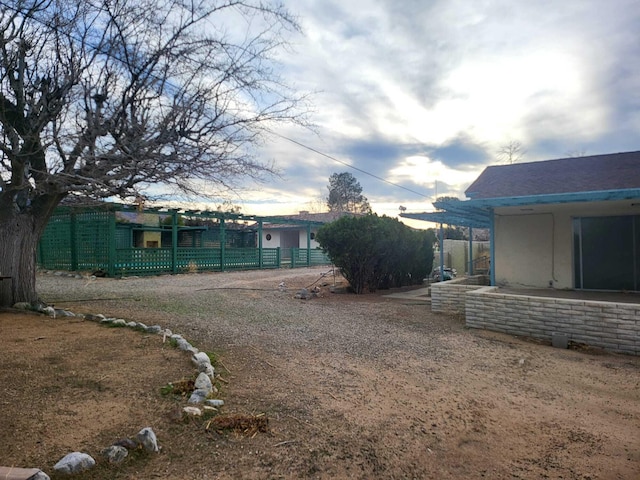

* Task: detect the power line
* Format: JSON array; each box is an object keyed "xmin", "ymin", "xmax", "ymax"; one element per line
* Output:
[
  {"xmin": 274, "ymin": 133, "xmax": 431, "ymax": 199},
  {"xmin": 1, "ymin": 1, "xmax": 431, "ymax": 202}
]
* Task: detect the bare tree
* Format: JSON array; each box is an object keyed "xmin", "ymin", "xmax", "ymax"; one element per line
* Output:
[
  {"xmin": 497, "ymin": 140, "xmax": 525, "ymax": 164},
  {"xmin": 0, "ymin": 0, "xmax": 309, "ymax": 306},
  {"xmin": 565, "ymin": 148, "xmax": 588, "ymax": 158}
]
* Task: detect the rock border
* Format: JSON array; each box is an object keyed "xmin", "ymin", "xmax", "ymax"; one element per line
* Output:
[{"xmin": 10, "ymin": 302, "xmax": 224, "ymax": 477}]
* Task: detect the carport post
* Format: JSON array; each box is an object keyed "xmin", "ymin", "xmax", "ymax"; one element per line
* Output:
[
  {"xmin": 439, "ymin": 223, "xmax": 444, "ymax": 280},
  {"xmin": 306, "ymin": 223, "xmax": 311, "ymax": 267},
  {"xmin": 468, "ymin": 227, "xmax": 473, "ymax": 275},
  {"xmin": 258, "ymin": 220, "xmax": 263, "ymax": 269},
  {"xmin": 171, "ymin": 209, "xmax": 178, "ymax": 274},
  {"xmin": 489, "ymin": 209, "xmax": 495, "ymax": 286}
]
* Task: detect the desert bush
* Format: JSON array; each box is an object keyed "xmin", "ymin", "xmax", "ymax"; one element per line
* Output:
[{"xmin": 316, "ymin": 214, "xmax": 434, "ymax": 293}]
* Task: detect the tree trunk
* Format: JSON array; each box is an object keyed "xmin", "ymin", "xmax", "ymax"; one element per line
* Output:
[{"xmin": 0, "ymin": 212, "xmax": 44, "ymax": 307}]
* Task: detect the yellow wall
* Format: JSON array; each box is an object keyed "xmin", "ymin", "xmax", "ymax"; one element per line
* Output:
[{"xmin": 143, "ymin": 231, "xmax": 161, "ymax": 248}]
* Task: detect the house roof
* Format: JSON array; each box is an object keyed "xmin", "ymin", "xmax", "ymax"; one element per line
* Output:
[
  {"xmin": 402, "ymin": 151, "xmax": 640, "ymax": 228},
  {"xmin": 466, "ymin": 151, "xmax": 640, "ymax": 199},
  {"xmin": 264, "ymin": 211, "xmax": 356, "ymax": 223},
  {"xmin": 261, "ymin": 211, "xmax": 361, "ymax": 229}
]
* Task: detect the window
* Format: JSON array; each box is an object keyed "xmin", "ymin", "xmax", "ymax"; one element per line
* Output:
[{"xmin": 574, "ymin": 215, "xmax": 640, "ymax": 290}]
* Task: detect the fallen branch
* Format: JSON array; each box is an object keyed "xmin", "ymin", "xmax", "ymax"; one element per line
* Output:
[
  {"xmin": 274, "ymin": 440, "xmax": 297, "ymax": 447},
  {"xmin": 249, "ymin": 346, "xmax": 276, "ymax": 368},
  {"xmin": 218, "ymin": 359, "xmax": 232, "ymax": 374}
]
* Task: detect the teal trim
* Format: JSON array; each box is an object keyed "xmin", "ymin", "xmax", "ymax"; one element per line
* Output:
[
  {"xmin": 306, "ymin": 224, "xmax": 312, "ymax": 267},
  {"xmin": 402, "ymin": 188, "xmax": 640, "ymax": 230},
  {"xmin": 220, "ymin": 219, "xmax": 226, "ymax": 271},
  {"xmin": 171, "ymin": 210, "xmax": 178, "ymax": 274},
  {"xmin": 489, "ymin": 209, "xmax": 495, "ymax": 286},
  {"xmin": 401, "ymin": 211, "xmax": 490, "ymax": 229},
  {"xmin": 70, "ymin": 212, "xmax": 78, "ymax": 271},
  {"xmin": 469, "ymin": 227, "xmax": 473, "ymax": 275},
  {"xmin": 258, "ymin": 220, "xmax": 263, "ymax": 268},
  {"xmin": 439, "ymin": 223, "xmax": 444, "ymax": 279},
  {"xmin": 465, "ymin": 188, "xmax": 640, "ymax": 208},
  {"xmin": 108, "ymin": 212, "xmax": 117, "ymax": 277}
]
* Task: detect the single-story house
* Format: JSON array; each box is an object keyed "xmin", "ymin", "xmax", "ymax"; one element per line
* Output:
[
  {"xmin": 38, "ymin": 204, "xmax": 331, "ymax": 275},
  {"xmin": 402, "ymin": 151, "xmax": 640, "ymax": 355},
  {"xmin": 260, "ymin": 211, "xmax": 355, "ymax": 262}
]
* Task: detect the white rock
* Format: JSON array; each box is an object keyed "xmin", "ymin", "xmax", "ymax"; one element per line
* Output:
[
  {"xmin": 200, "ymin": 363, "xmax": 215, "ymax": 378},
  {"xmin": 102, "ymin": 445, "xmax": 128, "ymax": 464},
  {"xmin": 136, "ymin": 427, "xmax": 159, "ymax": 453},
  {"xmin": 176, "ymin": 338, "xmax": 192, "ymax": 351},
  {"xmin": 205, "ymin": 399, "xmax": 225, "ymax": 408},
  {"xmin": 194, "ymin": 372, "xmax": 213, "ymax": 392},
  {"xmin": 192, "ymin": 351, "xmax": 211, "ymax": 367},
  {"xmin": 183, "ymin": 406, "xmax": 202, "ymax": 416},
  {"xmin": 53, "ymin": 452, "xmax": 96, "ymax": 474},
  {"xmin": 188, "ymin": 389, "xmax": 209, "ymax": 404}
]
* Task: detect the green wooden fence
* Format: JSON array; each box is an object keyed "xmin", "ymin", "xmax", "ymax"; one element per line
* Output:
[{"xmin": 38, "ymin": 208, "xmax": 329, "ymax": 276}]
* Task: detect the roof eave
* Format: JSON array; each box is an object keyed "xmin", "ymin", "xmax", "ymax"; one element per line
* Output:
[{"xmin": 464, "ymin": 188, "xmax": 640, "ymax": 208}]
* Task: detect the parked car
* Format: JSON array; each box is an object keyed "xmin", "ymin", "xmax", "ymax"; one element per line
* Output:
[{"xmin": 430, "ymin": 266, "xmax": 457, "ymax": 282}]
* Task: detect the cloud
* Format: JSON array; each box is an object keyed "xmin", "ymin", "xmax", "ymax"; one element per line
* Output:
[{"xmin": 148, "ymin": 0, "xmax": 640, "ymax": 223}]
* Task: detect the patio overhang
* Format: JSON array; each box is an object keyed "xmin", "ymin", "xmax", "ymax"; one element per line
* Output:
[
  {"xmin": 401, "ymin": 203, "xmax": 491, "ymax": 229},
  {"xmin": 464, "ymin": 187, "xmax": 640, "ymax": 206},
  {"xmin": 401, "ymin": 187, "xmax": 640, "ymax": 229}
]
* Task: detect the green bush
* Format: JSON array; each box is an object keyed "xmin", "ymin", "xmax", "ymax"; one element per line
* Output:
[{"xmin": 316, "ymin": 214, "xmax": 434, "ymax": 293}]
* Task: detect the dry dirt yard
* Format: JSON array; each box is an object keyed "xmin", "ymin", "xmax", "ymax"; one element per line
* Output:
[{"xmin": 1, "ymin": 266, "xmax": 639, "ymax": 479}]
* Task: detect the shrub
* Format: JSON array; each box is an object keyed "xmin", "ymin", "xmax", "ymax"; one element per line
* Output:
[{"xmin": 316, "ymin": 214, "xmax": 434, "ymax": 293}]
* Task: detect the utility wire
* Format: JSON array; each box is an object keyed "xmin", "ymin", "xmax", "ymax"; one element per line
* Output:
[
  {"xmin": 275, "ymin": 132, "xmax": 431, "ymax": 199},
  {"xmin": 1, "ymin": 1, "xmax": 431, "ymax": 202}
]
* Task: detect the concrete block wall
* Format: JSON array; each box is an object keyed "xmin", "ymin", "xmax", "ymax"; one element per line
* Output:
[
  {"xmin": 465, "ymin": 287, "xmax": 640, "ymax": 355},
  {"xmin": 430, "ymin": 276, "xmax": 490, "ymax": 314}
]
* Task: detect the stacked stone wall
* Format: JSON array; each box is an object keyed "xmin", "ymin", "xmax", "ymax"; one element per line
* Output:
[
  {"xmin": 430, "ymin": 276, "xmax": 489, "ymax": 314},
  {"xmin": 465, "ymin": 287, "xmax": 640, "ymax": 355}
]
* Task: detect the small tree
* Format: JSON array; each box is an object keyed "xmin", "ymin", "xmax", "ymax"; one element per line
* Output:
[
  {"xmin": 326, "ymin": 172, "xmax": 372, "ymax": 213},
  {"xmin": 316, "ymin": 214, "xmax": 433, "ymax": 293}
]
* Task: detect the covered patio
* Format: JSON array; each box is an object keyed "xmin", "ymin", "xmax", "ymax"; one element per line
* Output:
[{"xmin": 401, "ymin": 152, "xmax": 640, "ymax": 355}]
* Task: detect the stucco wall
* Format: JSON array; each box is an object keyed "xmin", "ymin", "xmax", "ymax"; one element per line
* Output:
[
  {"xmin": 261, "ymin": 229, "xmax": 319, "ymax": 249},
  {"xmin": 262, "ymin": 230, "xmax": 281, "ymax": 247},
  {"xmin": 465, "ymin": 287, "xmax": 640, "ymax": 355},
  {"xmin": 433, "ymin": 240, "xmax": 490, "ymax": 275},
  {"xmin": 298, "ymin": 229, "xmax": 320, "ymax": 249},
  {"xmin": 494, "ymin": 214, "xmax": 553, "ymax": 288},
  {"xmin": 494, "ymin": 200, "xmax": 640, "ymax": 289}
]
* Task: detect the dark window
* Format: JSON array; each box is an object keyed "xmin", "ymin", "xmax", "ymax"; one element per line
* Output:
[{"xmin": 574, "ymin": 215, "xmax": 639, "ymax": 290}]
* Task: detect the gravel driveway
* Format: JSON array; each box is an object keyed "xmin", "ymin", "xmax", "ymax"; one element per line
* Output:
[{"xmin": 37, "ymin": 267, "xmax": 640, "ymax": 479}]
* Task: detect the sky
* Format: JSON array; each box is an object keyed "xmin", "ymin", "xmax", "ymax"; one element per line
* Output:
[{"xmin": 186, "ymin": 0, "xmax": 640, "ymax": 227}]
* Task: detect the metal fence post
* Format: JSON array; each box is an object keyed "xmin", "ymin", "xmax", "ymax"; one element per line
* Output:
[
  {"xmin": 220, "ymin": 218, "xmax": 226, "ymax": 271},
  {"xmin": 70, "ymin": 212, "xmax": 78, "ymax": 271},
  {"xmin": 108, "ymin": 211, "xmax": 116, "ymax": 277},
  {"xmin": 171, "ymin": 210, "xmax": 178, "ymax": 274},
  {"xmin": 258, "ymin": 220, "xmax": 263, "ymax": 269}
]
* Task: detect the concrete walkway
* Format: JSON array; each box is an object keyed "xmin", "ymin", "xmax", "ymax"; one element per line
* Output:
[{"xmin": 383, "ymin": 287, "xmax": 431, "ymax": 302}]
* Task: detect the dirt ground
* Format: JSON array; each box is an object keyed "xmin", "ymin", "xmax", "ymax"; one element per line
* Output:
[{"xmin": 1, "ymin": 268, "xmax": 640, "ymax": 479}]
